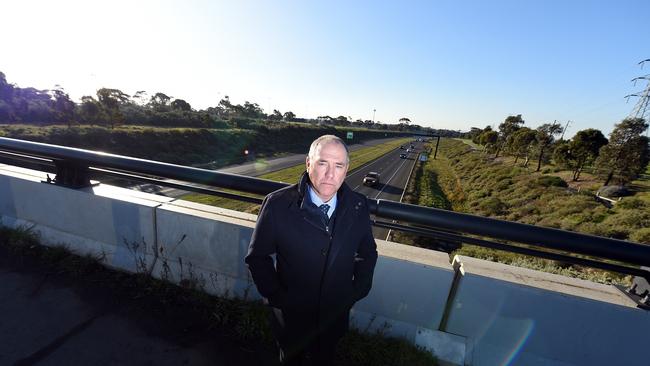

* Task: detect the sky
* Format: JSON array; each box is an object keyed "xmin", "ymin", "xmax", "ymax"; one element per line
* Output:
[{"xmin": 2, "ymin": 0, "xmax": 649, "ymax": 137}]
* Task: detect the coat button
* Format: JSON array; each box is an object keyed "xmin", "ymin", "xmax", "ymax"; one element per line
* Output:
[{"xmin": 321, "ymin": 248, "xmax": 327, "ymax": 256}]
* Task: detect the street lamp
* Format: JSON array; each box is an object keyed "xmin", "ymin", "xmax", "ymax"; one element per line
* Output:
[{"xmin": 372, "ymin": 108, "xmax": 376, "ymax": 123}]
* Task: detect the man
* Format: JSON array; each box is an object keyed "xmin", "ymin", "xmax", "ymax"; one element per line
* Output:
[{"xmin": 245, "ymin": 135, "xmax": 378, "ymax": 365}]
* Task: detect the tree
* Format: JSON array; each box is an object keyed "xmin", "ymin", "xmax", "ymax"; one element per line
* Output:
[
  {"xmin": 269, "ymin": 109, "xmax": 283, "ymax": 121},
  {"xmin": 479, "ymin": 130, "xmax": 498, "ymax": 152},
  {"xmin": 559, "ymin": 129, "xmax": 608, "ymax": 181},
  {"xmin": 283, "ymin": 111, "xmax": 296, "ymax": 121},
  {"xmin": 534, "ymin": 121, "xmax": 563, "ymax": 172},
  {"xmin": 79, "ymin": 96, "xmax": 103, "ymax": 125},
  {"xmin": 496, "ymin": 114, "xmax": 525, "ymax": 158},
  {"xmin": 132, "ymin": 90, "xmax": 149, "ymax": 106},
  {"xmin": 148, "ymin": 92, "xmax": 172, "ymax": 111},
  {"xmin": 97, "ymin": 88, "xmax": 130, "ymax": 128},
  {"xmin": 49, "ymin": 86, "xmax": 75, "ymax": 125},
  {"xmin": 242, "ymin": 101, "xmax": 264, "ymax": 118},
  {"xmin": 399, "ymin": 117, "xmax": 411, "ymax": 124},
  {"xmin": 509, "ymin": 127, "xmax": 536, "ymax": 166},
  {"xmin": 596, "ymin": 118, "xmax": 649, "ymax": 186},
  {"xmin": 171, "ymin": 98, "xmax": 192, "ymax": 112}
]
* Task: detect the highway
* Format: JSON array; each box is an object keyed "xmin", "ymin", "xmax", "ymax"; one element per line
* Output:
[
  {"xmin": 128, "ymin": 138, "xmax": 429, "ymax": 240},
  {"xmin": 345, "ymin": 140, "xmax": 426, "ymax": 239}
]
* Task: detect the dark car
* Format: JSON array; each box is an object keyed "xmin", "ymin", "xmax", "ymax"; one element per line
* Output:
[
  {"xmin": 400, "ymin": 145, "xmax": 405, "ymax": 149},
  {"xmin": 399, "ymin": 153, "xmax": 407, "ymax": 159},
  {"xmin": 363, "ymin": 172, "xmax": 380, "ymax": 186}
]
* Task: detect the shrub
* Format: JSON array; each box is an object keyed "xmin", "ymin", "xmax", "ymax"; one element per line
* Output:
[
  {"xmin": 617, "ymin": 198, "xmax": 647, "ymax": 210},
  {"xmin": 629, "ymin": 228, "xmax": 650, "ymax": 244},
  {"xmin": 536, "ymin": 176, "xmax": 568, "ymax": 188},
  {"xmin": 477, "ymin": 197, "xmax": 507, "ymax": 216}
]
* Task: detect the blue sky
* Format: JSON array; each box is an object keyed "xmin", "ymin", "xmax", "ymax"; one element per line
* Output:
[{"xmin": 2, "ymin": 0, "xmax": 649, "ymax": 137}]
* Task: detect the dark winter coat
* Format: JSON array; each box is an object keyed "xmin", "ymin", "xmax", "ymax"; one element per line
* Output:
[{"xmin": 245, "ymin": 171, "xmax": 378, "ymax": 339}]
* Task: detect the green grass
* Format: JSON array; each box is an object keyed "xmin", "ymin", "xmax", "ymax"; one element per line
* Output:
[
  {"xmin": 0, "ymin": 224, "xmax": 437, "ymax": 365},
  {"xmin": 181, "ymin": 138, "xmax": 412, "ymax": 213}
]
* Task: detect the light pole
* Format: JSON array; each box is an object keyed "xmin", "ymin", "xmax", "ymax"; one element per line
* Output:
[{"xmin": 372, "ymin": 108, "xmax": 376, "ymax": 123}]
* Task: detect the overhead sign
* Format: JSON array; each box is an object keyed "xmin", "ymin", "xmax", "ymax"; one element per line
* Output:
[
  {"xmin": 347, "ymin": 132, "xmax": 353, "ymax": 140},
  {"xmin": 419, "ymin": 153, "xmax": 428, "ymax": 162}
]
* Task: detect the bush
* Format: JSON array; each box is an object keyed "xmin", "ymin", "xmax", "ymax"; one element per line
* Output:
[
  {"xmin": 536, "ymin": 175, "xmax": 568, "ymax": 188},
  {"xmin": 617, "ymin": 198, "xmax": 647, "ymax": 210},
  {"xmin": 477, "ymin": 197, "xmax": 507, "ymax": 216},
  {"xmin": 629, "ymin": 228, "xmax": 650, "ymax": 244}
]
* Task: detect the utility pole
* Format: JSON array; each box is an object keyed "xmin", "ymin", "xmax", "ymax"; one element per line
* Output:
[
  {"xmin": 560, "ymin": 120, "xmax": 571, "ymax": 140},
  {"xmin": 626, "ymin": 59, "xmax": 650, "ymax": 136}
]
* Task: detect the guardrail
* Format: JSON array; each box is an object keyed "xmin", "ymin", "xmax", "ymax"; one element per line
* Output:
[{"xmin": 1, "ymin": 136, "xmax": 649, "ymax": 295}]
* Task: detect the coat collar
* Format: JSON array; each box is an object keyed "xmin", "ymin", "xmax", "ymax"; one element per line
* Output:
[{"xmin": 296, "ymin": 171, "xmax": 352, "ymax": 211}]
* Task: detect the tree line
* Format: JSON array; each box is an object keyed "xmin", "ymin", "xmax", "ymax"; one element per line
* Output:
[
  {"xmin": 465, "ymin": 114, "xmax": 649, "ymax": 187},
  {"xmin": 0, "ymin": 71, "xmax": 454, "ymax": 136}
]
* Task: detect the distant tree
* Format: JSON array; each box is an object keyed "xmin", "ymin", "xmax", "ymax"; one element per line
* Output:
[
  {"xmin": 496, "ymin": 114, "xmax": 524, "ymax": 158},
  {"xmin": 242, "ymin": 101, "xmax": 264, "ymax": 118},
  {"xmin": 0, "ymin": 72, "xmax": 15, "ymax": 121},
  {"xmin": 269, "ymin": 109, "xmax": 283, "ymax": 121},
  {"xmin": 479, "ymin": 130, "xmax": 498, "ymax": 152},
  {"xmin": 334, "ymin": 115, "xmax": 349, "ymax": 126},
  {"xmin": 596, "ymin": 118, "xmax": 649, "ymax": 186},
  {"xmin": 509, "ymin": 127, "xmax": 536, "ymax": 166},
  {"xmin": 97, "ymin": 88, "xmax": 130, "ymax": 128},
  {"xmin": 148, "ymin": 92, "xmax": 172, "ymax": 112},
  {"xmin": 79, "ymin": 95, "xmax": 103, "ymax": 125},
  {"xmin": 132, "ymin": 90, "xmax": 149, "ymax": 106},
  {"xmin": 0, "ymin": 71, "xmax": 14, "ymax": 103},
  {"xmin": 283, "ymin": 111, "xmax": 296, "ymax": 121},
  {"xmin": 399, "ymin": 117, "xmax": 411, "ymax": 124},
  {"xmin": 171, "ymin": 98, "xmax": 192, "ymax": 112},
  {"xmin": 49, "ymin": 86, "xmax": 76, "ymax": 126},
  {"xmin": 534, "ymin": 121, "xmax": 563, "ymax": 172}
]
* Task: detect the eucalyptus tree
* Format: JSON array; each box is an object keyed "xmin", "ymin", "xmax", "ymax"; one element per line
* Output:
[
  {"xmin": 534, "ymin": 121, "xmax": 563, "ymax": 172},
  {"xmin": 554, "ymin": 129, "xmax": 608, "ymax": 181},
  {"xmin": 496, "ymin": 114, "xmax": 524, "ymax": 158},
  {"xmin": 596, "ymin": 118, "xmax": 649, "ymax": 186}
]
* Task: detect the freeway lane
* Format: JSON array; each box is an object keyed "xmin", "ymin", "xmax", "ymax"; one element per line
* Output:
[{"xmin": 346, "ymin": 140, "xmax": 426, "ymax": 239}]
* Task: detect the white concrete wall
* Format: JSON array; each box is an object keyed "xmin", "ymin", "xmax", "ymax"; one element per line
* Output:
[
  {"xmin": 446, "ymin": 255, "xmax": 649, "ymax": 366},
  {"xmin": 3, "ymin": 164, "xmax": 649, "ymax": 366},
  {"xmin": 0, "ymin": 165, "xmax": 458, "ymax": 362}
]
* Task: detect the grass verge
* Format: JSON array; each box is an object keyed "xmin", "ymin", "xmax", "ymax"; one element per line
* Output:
[{"xmin": 395, "ymin": 138, "xmax": 636, "ymax": 286}]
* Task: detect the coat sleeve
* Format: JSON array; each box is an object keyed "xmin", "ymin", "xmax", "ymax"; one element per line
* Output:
[
  {"xmin": 244, "ymin": 196, "xmax": 287, "ymax": 308},
  {"xmin": 352, "ymin": 209, "xmax": 378, "ymax": 302}
]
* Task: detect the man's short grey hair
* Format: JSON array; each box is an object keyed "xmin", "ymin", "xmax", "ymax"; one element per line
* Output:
[{"xmin": 308, "ymin": 135, "xmax": 350, "ymax": 164}]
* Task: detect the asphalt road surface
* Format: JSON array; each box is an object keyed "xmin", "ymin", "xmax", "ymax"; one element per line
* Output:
[
  {"xmin": 127, "ymin": 138, "xmax": 428, "ymax": 240},
  {"xmin": 345, "ymin": 140, "xmax": 425, "ymax": 239}
]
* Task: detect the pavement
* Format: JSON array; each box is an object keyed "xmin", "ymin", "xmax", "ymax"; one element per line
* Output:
[{"xmin": 0, "ymin": 244, "xmax": 277, "ymax": 366}]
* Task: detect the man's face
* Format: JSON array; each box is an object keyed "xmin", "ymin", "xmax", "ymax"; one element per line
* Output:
[{"xmin": 306, "ymin": 141, "xmax": 349, "ymax": 202}]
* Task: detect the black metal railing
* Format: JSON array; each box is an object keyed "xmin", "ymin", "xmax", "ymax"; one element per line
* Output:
[{"xmin": 1, "ymin": 136, "xmax": 649, "ymax": 295}]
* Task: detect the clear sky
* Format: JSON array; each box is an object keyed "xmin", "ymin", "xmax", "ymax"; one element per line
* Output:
[{"xmin": 2, "ymin": 0, "xmax": 649, "ymax": 137}]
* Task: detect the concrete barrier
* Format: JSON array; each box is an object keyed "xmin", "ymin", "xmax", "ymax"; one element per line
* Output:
[
  {"xmin": 445, "ymin": 255, "xmax": 649, "ymax": 366},
  {"xmin": 3, "ymin": 164, "xmax": 649, "ymax": 366}
]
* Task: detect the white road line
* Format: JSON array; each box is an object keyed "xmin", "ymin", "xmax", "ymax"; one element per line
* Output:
[{"xmin": 373, "ymin": 158, "xmax": 409, "ymax": 199}]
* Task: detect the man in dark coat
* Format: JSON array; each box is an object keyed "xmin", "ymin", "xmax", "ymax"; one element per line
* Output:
[{"xmin": 245, "ymin": 135, "xmax": 378, "ymax": 365}]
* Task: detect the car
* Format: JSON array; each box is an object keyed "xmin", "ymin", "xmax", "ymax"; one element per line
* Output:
[
  {"xmin": 363, "ymin": 172, "xmax": 380, "ymax": 186},
  {"xmin": 399, "ymin": 145, "xmax": 405, "ymax": 149},
  {"xmin": 399, "ymin": 153, "xmax": 407, "ymax": 159}
]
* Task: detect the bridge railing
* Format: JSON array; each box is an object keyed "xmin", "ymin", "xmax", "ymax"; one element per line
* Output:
[{"xmin": 1, "ymin": 136, "xmax": 649, "ymax": 291}]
